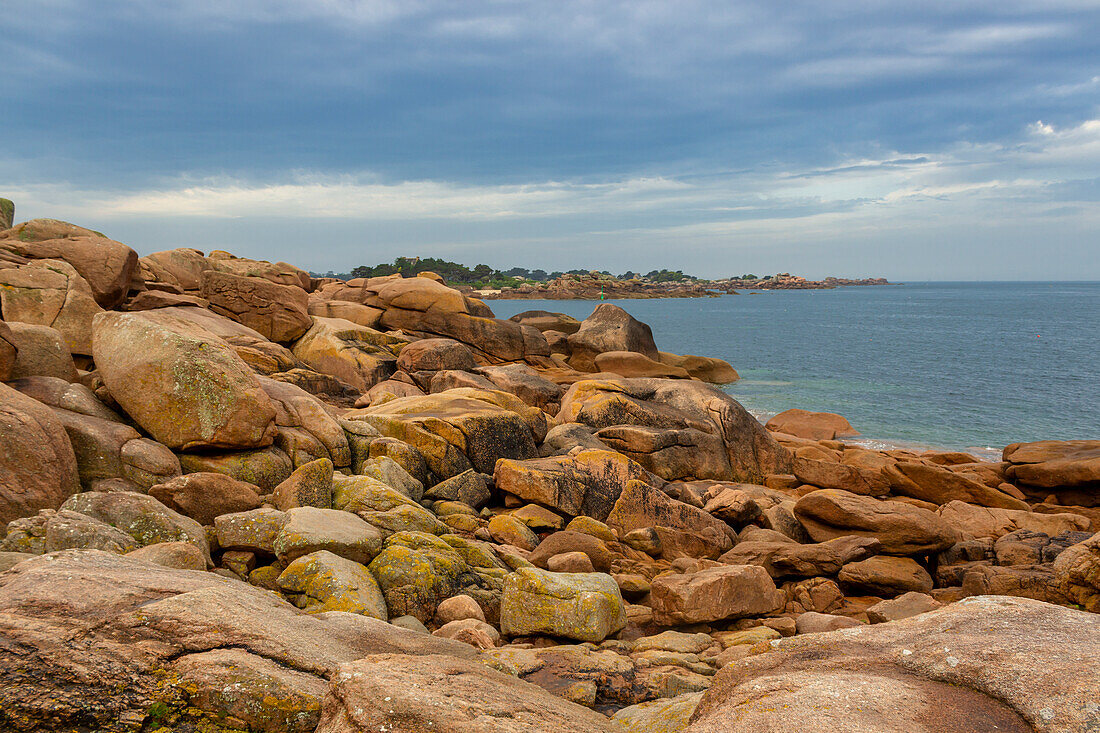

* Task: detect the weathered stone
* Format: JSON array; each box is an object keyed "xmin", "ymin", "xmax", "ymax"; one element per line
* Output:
[
  {"xmin": 170, "ymin": 648, "xmax": 327, "ymax": 733},
  {"xmin": 658, "ymin": 352, "xmax": 739, "ymax": 384},
  {"xmin": 650, "ymin": 564, "xmax": 783, "ymax": 625},
  {"xmin": 424, "ymin": 469, "xmax": 490, "ymax": 508},
  {"xmin": 939, "ymin": 499, "xmax": 1090, "ymax": 540},
  {"xmin": 316, "ymin": 653, "xmax": 616, "ymax": 733},
  {"xmin": 6, "ymin": 323, "xmax": 76, "ymax": 380},
  {"xmin": 1052, "ymin": 530, "xmax": 1100, "ymax": 612},
  {"xmin": 495, "ymin": 449, "xmax": 656, "ymax": 520},
  {"xmin": 277, "ymin": 550, "xmax": 388, "ymax": 618},
  {"xmin": 201, "ymin": 269, "xmax": 312, "ymax": 342},
  {"xmin": 795, "ymin": 611, "xmax": 863, "ymax": 634},
  {"xmin": 689, "ymin": 596, "xmax": 1096, "ymax": 733},
  {"xmin": 355, "ymin": 456, "xmax": 424, "ymax": 502},
  {"xmin": 274, "ymin": 507, "xmax": 383, "ymax": 565},
  {"xmin": 476, "ymin": 363, "xmax": 564, "ymax": 413},
  {"xmin": 127, "ymin": 541, "xmax": 207, "ymax": 571},
  {"xmin": 6, "ymin": 232, "xmax": 138, "ymax": 308},
  {"xmin": 93, "ymin": 310, "xmax": 277, "ymax": 450},
  {"xmin": 61, "ymin": 491, "xmax": 210, "ymax": 564},
  {"xmin": 0, "ymin": 258, "xmax": 103, "ymax": 354},
  {"xmin": 606, "ymin": 479, "xmax": 734, "ymax": 555},
  {"xmin": 766, "ymin": 408, "xmax": 859, "ymax": 440},
  {"xmin": 149, "ymin": 472, "xmax": 261, "ymax": 526},
  {"xmin": 612, "ymin": 692, "xmax": 704, "ymax": 732},
  {"xmin": 866, "ymin": 591, "xmax": 942, "ymax": 623},
  {"xmin": 349, "ymin": 390, "xmax": 539, "ymax": 478},
  {"xmin": 179, "ymin": 445, "xmax": 294, "ymax": 492},
  {"xmin": 839, "ymin": 555, "xmax": 933, "ymax": 595},
  {"xmin": 1004, "ymin": 440, "xmax": 1100, "ymax": 496},
  {"xmin": 792, "ymin": 456, "xmax": 890, "ymax": 496},
  {"xmin": 559, "ymin": 378, "xmax": 791, "ymax": 483},
  {"xmin": 368, "ymin": 531, "xmax": 485, "ymax": 623},
  {"xmin": 0, "ymin": 382, "xmax": 81, "ymax": 525},
  {"xmin": 259, "ymin": 376, "xmax": 352, "ymax": 468},
  {"xmin": 215, "ymin": 507, "xmax": 288, "ymax": 553},
  {"xmin": 291, "ymin": 317, "xmax": 403, "ymax": 392},
  {"xmin": 500, "ymin": 566, "xmax": 626, "ymax": 642},
  {"xmin": 794, "ymin": 489, "xmax": 957, "ymax": 554},
  {"xmin": 566, "ymin": 304, "xmax": 659, "ymax": 372},
  {"xmin": 273, "ymin": 458, "xmax": 334, "ymax": 511},
  {"xmin": 0, "ymin": 550, "xmax": 474, "ymax": 731},
  {"xmin": 885, "ymin": 461, "xmax": 1029, "ymax": 509}
]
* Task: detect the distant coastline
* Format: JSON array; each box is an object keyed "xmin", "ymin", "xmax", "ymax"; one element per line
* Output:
[{"xmin": 473, "ymin": 272, "xmax": 889, "ymax": 300}]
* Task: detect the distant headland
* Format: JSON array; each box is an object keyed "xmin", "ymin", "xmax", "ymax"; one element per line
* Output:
[{"xmin": 318, "ymin": 257, "xmax": 888, "ymax": 300}]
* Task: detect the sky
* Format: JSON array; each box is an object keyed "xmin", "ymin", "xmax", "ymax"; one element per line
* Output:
[{"xmin": 2, "ymin": 0, "xmax": 1099, "ymax": 280}]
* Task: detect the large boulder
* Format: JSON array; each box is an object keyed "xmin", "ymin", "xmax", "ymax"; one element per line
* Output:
[
  {"xmin": 273, "ymin": 507, "xmax": 383, "ymax": 565},
  {"xmin": 0, "ymin": 383, "xmax": 80, "ymax": 525},
  {"xmin": 277, "ymin": 550, "xmax": 388, "ymax": 618},
  {"xmin": 367, "ymin": 531, "xmax": 490, "ymax": 623},
  {"xmin": 566, "ymin": 304, "xmax": 659, "ymax": 372},
  {"xmin": 792, "ymin": 455, "xmax": 891, "ymax": 496},
  {"xmin": 494, "ymin": 449, "xmax": 658, "ymax": 520},
  {"xmin": 316, "ymin": 654, "xmax": 616, "ymax": 733},
  {"xmin": 722, "ymin": 535, "xmax": 880, "ymax": 579},
  {"xmin": 606, "ymin": 479, "xmax": 735, "ymax": 556},
  {"xmin": 6, "ymin": 323, "xmax": 77, "ymax": 380},
  {"xmin": 204, "ymin": 253, "xmax": 312, "ymax": 290},
  {"xmin": 369, "ymin": 277, "xmax": 534, "ymax": 363},
  {"xmin": 508, "ymin": 309, "xmax": 582, "ymax": 334},
  {"xmin": 92, "ymin": 310, "xmax": 277, "ymax": 450},
  {"xmin": 201, "ymin": 269, "xmax": 312, "ymax": 343},
  {"xmin": 61, "ymin": 491, "xmax": 210, "ymax": 563},
  {"xmin": 0, "ymin": 550, "xmax": 474, "ymax": 732},
  {"xmin": 1052, "ymin": 530, "xmax": 1100, "ymax": 612},
  {"xmin": 139, "ymin": 247, "xmax": 208, "ymax": 290},
  {"xmin": 475, "ymin": 363, "xmax": 564, "ymax": 413},
  {"xmin": 1004, "ymin": 440, "xmax": 1100, "ymax": 503},
  {"xmin": 594, "ymin": 350, "xmax": 690, "ymax": 379},
  {"xmin": 396, "ymin": 337, "xmax": 478, "ymax": 373},
  {"xmin": 650, "ymin": 564, "xmax": 784, "ymax": 625},
  {"xmin": 4, "ymin": 231, "xmax": 138, "ymax": 308},
  {"xmin": 766, "ymin": 408, "xmax": 859, "ymax": 440},
  {"xmin": 794, "ymin": 489, "xmax": 958, "ymax": 555},
  {"xmin": 46, "ymin": 404, "xmax": 181, "ymax": 492},
  {"xmin": 559, "ymin": 378, "xmax": 791, "ymax": 483},
  {"xmin": 348, "ymin": 390, "xmax": 539, "ymax": 478},
  {"xmin": 657, "ymin": 352, "xmax": 739, "ymax": 383},
  {"xmin": 687, "ymin": 596, "xmax": 1100, "ymax": 733},
  {"xmin": 885, "ymin": 461, "xmax": 1028, "ymax": 509},
  {"xmin": 499, "ymin": 566, "xmax": 626, "ymax": 642},
  {"xmin": 291, "ymin": 317, "xmax": 404, "ymax": 393},
  {"xmin": 0, "ymin": 258, "xmax": 103, "ymax": 355},
  {"xmin": 259, "ymin": 376, "xmax": 352, "ymax": 468},
  {"xmin": 148, "ymin": 473, "xmax": 262, "ymax": 526},
  {"xmin": 179, "ymin": 445, "xmax": 294, "ymax": 492},
  {"xmin": 938, "ymin": 500, "xmax": 1090, "ymax": 540}
]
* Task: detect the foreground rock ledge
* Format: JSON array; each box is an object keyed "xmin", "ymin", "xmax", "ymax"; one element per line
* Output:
[{"xmin": 686, "ymin": 595, "xmax": 1100, "ymax": 733}]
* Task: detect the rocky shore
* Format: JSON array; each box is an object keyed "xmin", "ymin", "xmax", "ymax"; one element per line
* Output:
[
  {"xmin": 477, "ymin": 271, "xmax": 889, "ymax": 300},
  {"xmin": 1, "ymin": 206, "xmax": 1098, "ymax": 733}
]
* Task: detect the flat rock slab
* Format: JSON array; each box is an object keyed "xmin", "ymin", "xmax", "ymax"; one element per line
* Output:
[
  {"xmin": 687, "ymin": 595, "xmax": 1100, "ymax": 733},
  {"xmin": 316, "ymin": 653, "xmax": 616, "ymax": 733}
]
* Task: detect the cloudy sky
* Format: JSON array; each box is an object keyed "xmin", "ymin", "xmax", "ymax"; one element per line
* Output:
[{"xmin": 3, "ymin": 0, "xmax": 1098, "ymax": 279}]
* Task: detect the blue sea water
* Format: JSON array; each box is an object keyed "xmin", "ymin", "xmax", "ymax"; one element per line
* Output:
[{"xmin": 487, "ymin": 283, "xmax": 1100, "ymax": 457}]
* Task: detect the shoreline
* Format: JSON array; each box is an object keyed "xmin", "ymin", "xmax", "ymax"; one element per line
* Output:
[{"xmin": 1, "ymin": 211, "xmax": 1097, "ymax": 731}]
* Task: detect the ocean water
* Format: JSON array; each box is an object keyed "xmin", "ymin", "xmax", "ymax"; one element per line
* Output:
[{"xmin": 487, "ymin": 282, "xmax": 1100, "ymax": 457}]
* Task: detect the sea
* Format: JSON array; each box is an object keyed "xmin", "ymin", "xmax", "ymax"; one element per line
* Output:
[{"xmin": 487, "ymin": 282, "xmax": 1100, "ymax": 460}]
